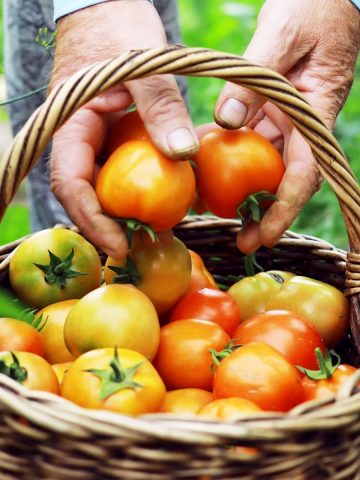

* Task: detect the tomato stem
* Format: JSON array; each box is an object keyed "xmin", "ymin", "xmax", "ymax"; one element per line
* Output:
[
  {"xmin": 111, "ymin": 218, "xmax": 158, "ymax": 248},
  {"xmin": 210, "ymin": 340, "xmax": 242, "ymax": 372},
  {"xmin": 297, "ymin": 348, "xmax": 341, "ymax": 380},
  {"xmin": 244, "ymin": 253, "xmax": 264, "ymax": 277},
  {"xmin": 108, "ymin": 256, "xmax": 142, "ymax": 286},
  {"xmin": 0, "ymin": 352, "xmax": 28, "ymax": 384},
  {"xmin": 33, "ymin": 249, "xmax": 86, "ymax": 289},
  {"xmin": 237, "ymin": 191, "xmax": 277, "ymax": 227}
]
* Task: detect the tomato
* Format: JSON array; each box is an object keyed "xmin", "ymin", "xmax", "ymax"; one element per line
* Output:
[
  {"xmin": 193, "ymin": 129, "xmax": 285, "ymax": 218},
  {"xmin": 187, "ymin": 250, "xmax": 218, "ymax": 293},
  {"xmin": 52, "ymin": 361, "xmax": 73, "ymax": 385},
  {"xmin": 64, "ymin": 284, "xmax": 160, "ymax": 360},
  {"xmin": 61, "ymin": 347, "xmax": 166, "ymax": 414},
  {"xmin": 153, "ymin": 319, "xmax": 230, "ymax": 391},
  {"xmin": 158, "ymin": 388, "xmax": 213, "ymax": 415},
  {"xmin": 0, "ymin": 317, "xmax": 45, "ymax": 356},
  {"xmin": 232, "ymin": 310, "xmax": 326, "ymax": 370},
  {"xmin": 198, "ymin": 397, "xmax": 262, "ymax": 421},
  {"xmin": 105, "ymin": 235, "xmax": 191, "ymax": 315},
  {"xmin": 213, "ymin": 343, "xmax": 304, "ymax": 412},
  {"xmin": 170, "ymin": 288, "xmax": 241, "ymax": 335},
  {"xmin": 95, "ymin": 140, "xmax": 196, "ymax": 231},
  {"xmin": 266, "ymin": 276, "xmax": 349, "ymax": 347},
  {"xmin": 35, "ymin": 300, "xmax": 77, "ymax": 364},
  {"xmin": 0, "ymin": 351, "xmax": 60, "ymax": 394},
  {"xmin": 9, "ymin": 229, "xmax": 102, "ymax": 309},
  {"xmin": 228, "ymin": 271, "xmax": 294, "ymax": 321},
  {"xmin": 107, "ymin": 110, "xmax": 149, "ymax": 155}
]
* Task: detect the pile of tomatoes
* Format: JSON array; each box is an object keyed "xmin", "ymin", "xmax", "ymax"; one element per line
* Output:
[{"xmin": 0, "ymin": 110, "xmax": 356, "ymax": 420}]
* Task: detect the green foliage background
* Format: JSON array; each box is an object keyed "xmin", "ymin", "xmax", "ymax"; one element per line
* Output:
[{"xmin": 1, "ymin": 0, "xmax": 360, "ymax": 248}]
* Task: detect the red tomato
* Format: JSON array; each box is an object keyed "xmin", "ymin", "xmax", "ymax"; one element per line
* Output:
[
  {"xmin": 107, "ymin": 110, "xmax": 149, "ymax": 155},
  {"xmin": 198, "ymin": 397, "xmax": 262, "ymax": 421},
  {"xmin": 232, "ymin": 310, "xmax": 326, "ymax": 370},
  {"xmin": 170, "ymin": 288, "xmax": 241, "ymax": 335},
  {"xmin": 153, "ymin": 319, "xmax": 230, "ymax": 391},
  {"xmin": 158, "ymin": 388, "xmax": 213, "ymax": 415},
  {"xmin": 0, "ymin": 318, "xmax": 45, "ymax": 357},
  {"xmin": 187, "ymin": 250, "xmax": 218, "ymax": 293},
  {"xmin": 213, "ymin": 343, "xmax": 304, "ymax": 412},
  {"xmin": 193, "ymin": 129, "xmax": 285, "ymax": 218},
  {"xmin": 96, "ymin": 140, "xmax": 196, "ymax": 231}
]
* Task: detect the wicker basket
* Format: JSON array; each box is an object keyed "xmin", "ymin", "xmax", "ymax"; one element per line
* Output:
[{"xmin": 0, "ymin": 46, "xmax": 360, "ymax": 480}]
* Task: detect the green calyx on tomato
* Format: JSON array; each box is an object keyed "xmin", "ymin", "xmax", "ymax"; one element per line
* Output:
[
  {"xmin": 237, "ymin": 191, "xmax": 277, "ymax": 227},
  {"xmin": 108, "ymin": 256, "xmax": 142, "ymax": 286},
  {"xmin": 113, "ymin": 218, "xmax": 158, "ymax": 247},
  {"xmin": 210, "ymin": 341, "xmax": 241, "ymax": 371},
  {"xmin": 297, "ymin": 348, "xmax": 341, "ymax": 381},
  {"xmin": 0, "ymin": 352, "xmax": 28, "ymax": 383},
  {"xmin": 34, "ymin": 249, "xmax": 86, "ymax": 289},
  {"xmin": 86, "ymin": 347, "xmax": 144, "ymax": 400}
]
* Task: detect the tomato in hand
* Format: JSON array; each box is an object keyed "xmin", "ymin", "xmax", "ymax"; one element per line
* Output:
[
  {"xmin": 158, "ymin": 388, "xmax": 213, "ymax": 416},
  {"xmin": 232, "ymin": 310, "xmax": 326, "ymax": 370},
  {"xmin": 64, "ymin": 284, "xmax": 160, "ymax": 360},
  {"xmin": 170, "ymin": 288, "xmax": 241, "ymax": 335},
  {"xmin": 61, "ymin": 347, "xmax": 166, "ymax": 414},
  {"xmin": 187, "ymin": 250, "xmax": 218, "ymax": 293},
  {"xmin": 96, "ymin": 140, "xmax": 196, "ymax": 231},
  {"xmin": 266, "ymin": 276, "xmax": 349, "ymax": 347},
  {"xmin": 198, "ymin": 397, "xmax": 262, "ymax": 421},
  {"xmin": 9, "ymin": 229, "xmax": 102, "ymax": 309},
  {"xmin": 107, "ymin": 110, "xmax": 149, "ymax": 155},
  {"xmin": 213, "ymin": 343, "xmax": 304, "ymax": 412},
  {"xmin": 153, "ymin": 319, "xmax": 230, "ymax": 391},
  {"xmin": 193, "ymin": 129, "xmax": 285, "ymax": 219},
  {"xmin": 0, "ymin": 318, "xmax": 45, "ymax": 357},
  {"xmin": 228, "ymin": 271, "xmax": 294, "ymax": 321}
]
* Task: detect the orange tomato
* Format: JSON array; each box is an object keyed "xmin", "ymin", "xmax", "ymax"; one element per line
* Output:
[
  {"xmin": 0, "ymin": 317, "xmax": 45, "ymax": 357},
  {"xmin": 107, "ymin": 110, "xmax": 149, "ymax": 155},
  {"xmin": 158, "ymin": 388, "xmax": 213, "ymax": 415},
  {"xmin": 198, "ymin": 397, "xmax": 262, "ymax": 421},
  {"xmin": 187, "ymin": 250, "xmax": 218, "ymax": 293}
]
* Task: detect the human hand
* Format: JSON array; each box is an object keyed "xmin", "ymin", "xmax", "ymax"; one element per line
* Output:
[
  {"xmin": 214, "ymin": 0, "xmax": 360, "ymax": 253},
  {"xmin": 50, "ymin": 0, "xmax": 198, "ymax": 258}
]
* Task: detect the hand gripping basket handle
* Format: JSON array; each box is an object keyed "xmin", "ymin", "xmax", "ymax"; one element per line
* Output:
[{"xmin": 1, "ymin": 45, "xmax": 360, "ymax": 347}]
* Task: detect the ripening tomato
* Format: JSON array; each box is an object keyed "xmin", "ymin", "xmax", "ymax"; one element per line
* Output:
[
  {"xmin": 266, "ymin": 276, "xmax": 349, "ymax": 347},
  {"xmin": 61, "ymin": 348, "xmax": 166, "ymax": 414},
  {"xmin": 187, "ymin": 250, "xmax": 218, "ymax": 293},
  {"xmin": 228, "ymin": 271, "xmax": 294, "ymax": 321},
  {"xmin": 153, "ymin": 319, "xmax": 230, "ymax": 391},
  {"xmin": 96, "ymin": 140, "xmax": 196, "ymax": 231},
  {"xmin": 170, "ymin": 288, "xmax": 241, "ymax": 335},
  {"xmin": 232, "ymin": 310, "xmax": 326, "ymax": 370},
  {"xmin": 105, "ymin": 235, "xmax": 191, "ymax": 315},
  {"xmin": 35, "ymin": 300, "xmax": 77, "ymax": 364},
  {"xmin": 52, "ymin": 361, "xmax": 73, "ymax": 385},
  {"xmin": 198, "ymin": 397, "xmax": 262, "ymax": 421},
  {"xmin": 0, "ymin": 318, "xmax": 45, "ymax": 356},
  {"xmin": 0, "ymin": 351, "xmax": 60, "ymax": 394},
  {"xmin": 107, "ymin": 110, "xmax": 149, "ymax": 155},
  {"xmin": 213, "ymin": 343, "xmax": 304, "ymax": 412},
  {"xmin": 64, "ymin": 284, "xmax": 160, "ymax": 360},
  {"xmin": 9, "ymin": 229, "xmax": 102, "ymax": 309},
  {"xmin": 158, "ymin": 388, "xmax": 213, "ymax": 415},
  {"xmin": 193, "ymin": 129, "xmax": 285, "ymax": 218}
]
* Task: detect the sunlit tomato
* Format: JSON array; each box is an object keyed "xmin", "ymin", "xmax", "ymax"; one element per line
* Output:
[
  {"xmin": 96, "ymin": 140, "xmax": 196, "ymax": 231},
  {"xmin": 61, "ymin": 348, "xmax": 166, "ymax": 414},
  {"xmin": 198, "ymin": 397, "xmax": 262, "ymax": 421},
  {"xmin": 0, "ymin": 318, "xmax": 45, "ymax": 356},
  {"xmin": 35, "ymin": 300, "xmax": 77, "ymax": 364},
  {"xmin": 193, "ymin": 129, "xmax": 285, "ymax": 218},
  {"xmin": 107, "ymin": 110, "xmax": 149, "ymax": 155},
  {"xmin": 52, "ymin": 361, "xmax": 73, "ymax": 385},
  {"xmin": 158, "ymin": 388, "xmax": 213, "ymax": 415},
  {"xmin": 213, "ymin": 343, "xmax": 304, "ymax": 412},
  {"xmin": 0, "ymin": 351, "xmax": 60, "ymax": 394},
  {"xmin": 105, "ymin": 235, "xmax": 191, "ymax": 315},
  {"xmin": 232, "ymin": 310, "xmax": 326, "ymax": 370},
  {"xmin": 64, "ymin": 284, "xmax": 160, "ymax": 360},
  {"xmin": 153, "ymin": 319, "xmax": 230, "ymax": 391},
  {"xmin": 187, "ymin": 250, "xmax": 218, "ymax": 293},
  {"xmin": 228, "ymin": 271, "xmax": 294, "ymax": 321},
  {"xmin": 266, "ymin": 276, "xmax": 349, "ymax": 347},
  {"xmin": 9, "ymin": 229, "xmax": 102, "ymax": 309},
  {"xmin": 170, "ymin": 288, "xmax": 241, "ymax": 335}
]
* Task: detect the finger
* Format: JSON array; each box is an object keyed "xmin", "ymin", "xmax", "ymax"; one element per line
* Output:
[
  {"xmin": 51, "ymin": 108, "xmax": 128, "ymax": 259},
  {"xmin": 236, "ymin": 222, "xmax": 262, "ymax": 255},
  {"xmin": 253, "ymin": 115, "xmax": 284, "ymax": 153}
]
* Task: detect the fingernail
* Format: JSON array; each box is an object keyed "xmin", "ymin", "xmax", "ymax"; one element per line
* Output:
[
  {"xmin": 217, "ymin": 98, "xmax": 248, "ymax": 128},
  {"xmin": 167, "ymin": 128, "xmax": 199, "ymax": 157}
]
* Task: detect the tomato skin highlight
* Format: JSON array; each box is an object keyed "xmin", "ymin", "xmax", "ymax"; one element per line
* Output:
[
  {"xmin": 198, "ymin": 397, "xmax": 262, "ymax": 421},
  {"xmin": 0, "ymin": 318, "xmax": 45, "ymax": 357},
  {"xmin": 232, "ymin": 310, "xmax": 326, "ymax": 370},
  {"xmin": 153, "ymin": 319, "xmax": 230, "ymax": 391},
  {"xmin": 107, "ymin": 110, "xmax": 149, "ymax": 155},
  {"xmin": 193, "ymin": 129, "xmax": 285, "ymax": 218},
  {"xmin": 96, "ymin": 140, "xmax": 196, "ymax": 231},
  {"xmin": 158, "ymin": 388, "xmax": 213, "ymax": 416},
  {"xmin": 213, "ymin": 343, "xmax": 304, "ymax": 412},
  {"xmin": 170, "ymin": 288, "xmax": 241, "ymax": 335},
  {"xmin": 64, "ymin": 284, "xmax": 160, "ymax": 360}
]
